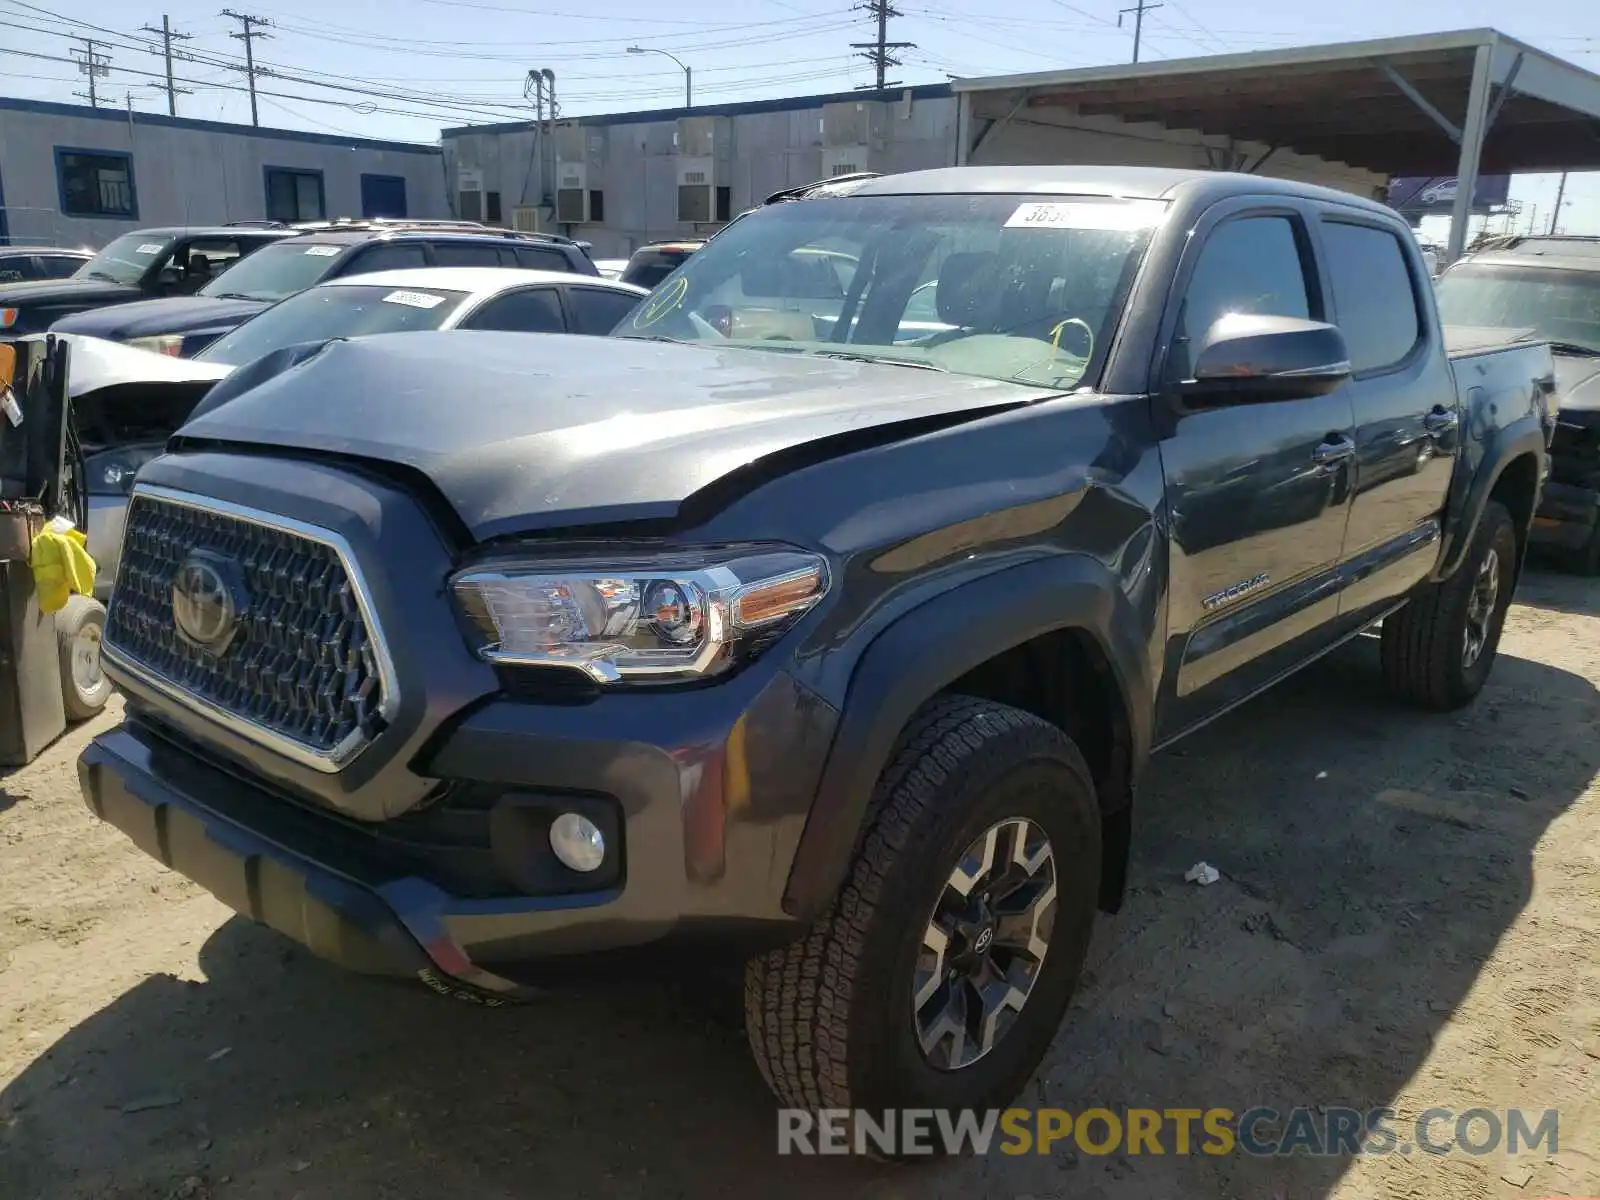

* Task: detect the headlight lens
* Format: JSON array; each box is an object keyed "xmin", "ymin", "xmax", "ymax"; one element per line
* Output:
[
  {"xmin": 83, "ymin": 444, "xmax": 164, "ymax": 496},
  {"xmin": 451, "ymin": 544, "xmax": 829, "ymax": 683},
  {"xmin": 0, "ymin": 308, "xmax": 17, "ymax": 329},
  {"xmin": 126, "ymin": 334, "xmax": 185, "ymax": 357}
]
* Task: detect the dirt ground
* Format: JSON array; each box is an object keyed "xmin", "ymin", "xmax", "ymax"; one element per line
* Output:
[{"xmin": 3, "ymin": 567, "xmax": 1599, "ymax": 1200}]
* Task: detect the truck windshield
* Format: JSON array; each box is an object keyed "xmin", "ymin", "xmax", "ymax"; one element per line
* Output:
[
  {"xmin": 71, "ymin": 232, "xmax": 175, "ymax": 286},
  {"xmin": 1435, "ymin": 263, "xmax": 1600, "ymax": 355},
  {"xmin": 611, "ymin": 192, "xmax": 1166, "ymax": 389},
  {"xmin": 195, "ymin": 284, "xmax": 469, "ymax": 366},
  {"xmin": 199, "ymin": 241, "xmax": 342, "ymax": 302}
]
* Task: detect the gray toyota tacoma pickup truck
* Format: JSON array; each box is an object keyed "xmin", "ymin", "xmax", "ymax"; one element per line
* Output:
[{"xmin": 80, "ymin": 166, "xmax": 1553, "ymax": 1120}]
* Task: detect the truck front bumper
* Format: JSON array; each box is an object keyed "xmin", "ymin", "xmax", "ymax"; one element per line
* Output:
[
  {"xmin": 1531, "ymin": 479, "xmax": 1600, "ymax": 554},
  {"xmin": 80, "ymin": 663, "xmax": 838, "ymax": 1000}
]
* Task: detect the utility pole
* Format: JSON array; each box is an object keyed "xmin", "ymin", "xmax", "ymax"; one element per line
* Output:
[
  {"xmin": 1117, "ymin": 0, "xmax": 1162, "ymax": 63},
  {"xmin": 221, "ymin": 9, "xmax": 271, "ymax": 126},
  {"xmin": 851, "ymin": 0, "xmax": 914, "ymax": 91},
  {"xmin": 1548, "ymin": 172, "xmax": 1568, "ymax": 236},
  {"xmin": 70, "ymin": 38, "xmax": 111, "ymax": 108},
  {"xmin": 141, "ymin": 15, "xmax": 194, "ymax": 115}
]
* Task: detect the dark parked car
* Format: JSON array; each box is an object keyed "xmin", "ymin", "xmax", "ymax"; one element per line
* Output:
[
  {"xmin": 0, "ymin": 227, "xmax": 292, "ymax": 335},
  {"xmin": 618, "ymin": 240, "xmax": 705, "ymax": 289},
  {"xmin": 0, "ymin": 245, "xmax": 94, "ymax": 283},
  {"xmin": 51, "ymin": 225, "xmax": 599, "ymax": 357},
  {"xmin": 81, "ymin": 166, "xmax": 1551, "ymax": 1125},
  {"xmin": 1435, "ymin": 234, "xmax": 1600, "ymax": 571}
]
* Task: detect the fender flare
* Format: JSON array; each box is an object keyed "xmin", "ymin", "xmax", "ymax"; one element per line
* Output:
[
  {"xmin": 1432, "ymin": 414, "xmax": 1546, "ymax": 583},
  {"xmin": 781, "ymin": 553, "xmax": 1154, "ymax": 920}
]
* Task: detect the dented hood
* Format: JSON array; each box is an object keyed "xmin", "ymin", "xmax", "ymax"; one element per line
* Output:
[{"xmin": 173, "ymin": 330, "xmax": 1055, "ymax": 540}]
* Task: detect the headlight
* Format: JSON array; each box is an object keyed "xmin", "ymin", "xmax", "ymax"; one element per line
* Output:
[
  {"xmin": 0, "ymin": 308, "xmax": 18, "ymax": 329},
  {"xmin": 83, "ymin": 444, "xmax": 164, "ymax": 496},
  {"xmin": 126, "ymin": 334, "xmax": 185, "ymax": 357},
  {"xmin": 451, "ymin": 544, "xmax": 830, "ymax": 683}
]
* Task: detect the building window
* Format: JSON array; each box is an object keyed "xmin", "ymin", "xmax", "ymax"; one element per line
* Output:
[
  {"xmin": 56, "ymin": 148, "xmax": 137, "ymax": 219},
  {"xmin": 264, "ymin": 167, "xmax": 326, "ymax": 222},
  {"xmin": 589, "ymin": 190, "xmax": 605, "ymax": 223},
  {"xmin": 716, "ymin": 186, "xmax": 732, "ymax": 222},
  {"xmin": 485, "ymin": 191, "xmax": 503, "ymax": 224}
]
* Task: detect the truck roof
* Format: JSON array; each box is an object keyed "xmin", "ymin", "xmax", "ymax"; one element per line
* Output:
[{"xmin": 851, "ymin": 166, "xmax": 1398, "ymax": 216}]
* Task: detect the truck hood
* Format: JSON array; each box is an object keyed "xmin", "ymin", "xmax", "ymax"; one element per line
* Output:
[
  {"xmin": 50, "ymin": 294, "xmax": 267, "ymax": 340},
  {"xmin": 59, "ymin": 333, "xmax": 232, "ymax": 399},
  {"xmin": 0, "ymin": 277, "xmax": 139, "ymax": 308},
  {"xmin": 1553, "ymin": 352, "xmax": 1600, "ymax": 413},
  {"xmin": 173, "ymin": 330, "xmax": 1057, "ymax": 540}
]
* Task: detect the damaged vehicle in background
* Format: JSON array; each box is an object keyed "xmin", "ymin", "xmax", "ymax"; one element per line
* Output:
[
  {"xmin": 1435, "ymin": 233, "xmax": 1600, "ymax": 571},
  {"xmin": 68, "ymin": 266, "xmax": 647, "ymax": 595}
]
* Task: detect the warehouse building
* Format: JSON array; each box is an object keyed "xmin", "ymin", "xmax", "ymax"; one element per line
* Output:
[
  {"xmin": 442, "ymin": 27, "xmax": 1600, "ymax": 261},
  {"xmin": 0, "ymin": 97, "xmax": 448, "ymax": 248}
]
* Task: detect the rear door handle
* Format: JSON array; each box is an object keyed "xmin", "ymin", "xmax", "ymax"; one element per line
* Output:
[
  {"xmin": 1312, "ymin": 435, "xmax": 1356, "ymax": 467},
  {"xmin": 1424, "ymin": 406, "xmax": 1459, "ymax": 436}
]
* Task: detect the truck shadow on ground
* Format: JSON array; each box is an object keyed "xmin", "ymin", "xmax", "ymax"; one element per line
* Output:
[{"xmin": 3, "ymin": 613, "xmax": 1598, "ymax": 1200}]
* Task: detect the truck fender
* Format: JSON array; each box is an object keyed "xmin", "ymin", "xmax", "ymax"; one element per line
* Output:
[
  {"xmin": 781, "ymin": 553, "xmax": 1154, "ymax": 921},
  {"xmin": 1431, "ymin": 412, "xmax": 1546, "ymax": 583}
]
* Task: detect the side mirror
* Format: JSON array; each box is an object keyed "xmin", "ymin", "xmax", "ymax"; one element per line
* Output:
[{"xmin": 1187, "ymin": 313, "xmax": 1351, "ymax": 401}]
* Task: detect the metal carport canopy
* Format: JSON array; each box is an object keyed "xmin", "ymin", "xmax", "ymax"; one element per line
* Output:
[{"xmin": 951, "ymin": 29, "xmax": 1600, "ymax": 260}]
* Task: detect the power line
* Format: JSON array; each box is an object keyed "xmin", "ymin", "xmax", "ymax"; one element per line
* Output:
[
  {"xmin": 139, "ymin": 14, "xmax": 193, "ymax": 115},
  {"xmin": 68, "ymin": 36, "xmax": 110, "ymax": 107},
  {"xmin": 1117, "ymin": 0, "xmax": 1162, "ymax": 62},
  {"xmin": 220, "ymin": 8, "xmax": 271, "ymax": 126},
  {"xmin": 851, "ymin": 0, "xmax": 913, "ymax": 90}
]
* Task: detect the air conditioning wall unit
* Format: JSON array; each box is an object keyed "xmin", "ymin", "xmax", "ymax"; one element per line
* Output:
[
  {"xmin": 676, "ymin": 154, "xmax": 716, "ymax": 223},
  {"xmin": 511, "ymin": 205, "xmax": 543, "ymax": 232},
  {"xmin": 556, "ymin": 160, "xmax": 589, "ymax": 223}
]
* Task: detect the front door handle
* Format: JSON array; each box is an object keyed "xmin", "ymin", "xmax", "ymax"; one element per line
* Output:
[
  {"xmin": 1424, "ymin": 406, "xmax": 1459, "ymax": 437},
  {"xmin": 1312, "ymin": 435, "xmax": 1356, "ymax": 467}
]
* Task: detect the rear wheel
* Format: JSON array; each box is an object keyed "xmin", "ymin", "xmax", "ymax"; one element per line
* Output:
[
  {"xmin": 744, "ymin": 695, "xmax": 1101, "ymax": 1130},
  {"xmin": 1380, "ymin": 500, "xmax": 1517, "ymax": 710}
]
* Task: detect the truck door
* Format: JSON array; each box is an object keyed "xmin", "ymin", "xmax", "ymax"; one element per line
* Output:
[
  {"xmin": 1313, "ymin": 213, "xmax": 1457, "ymax": 617},
  {"xmin": 1153, "ymin": 203, "xmax": 1358, "ymax": 740}
]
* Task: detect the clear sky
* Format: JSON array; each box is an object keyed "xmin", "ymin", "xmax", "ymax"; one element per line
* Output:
[{"xmin": 2, "ymin": 0, "xmax": 1596, "ymax": 231}]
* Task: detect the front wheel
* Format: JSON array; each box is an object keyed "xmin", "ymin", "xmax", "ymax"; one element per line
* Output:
[
  {"xmin": 744, "ymin": 695, "xmax": 1101, "ymax": 1129},
  {"xmin": 1380, "ymin": 500, "xmax": 1517, "ymax": 710}
]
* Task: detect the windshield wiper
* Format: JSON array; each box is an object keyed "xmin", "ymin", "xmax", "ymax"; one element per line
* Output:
[
  {"xmin": 86, "ymin": 271, "xmax": 120, "ymax": 283},
  {"xmin": 1546, "ymin": 341, "xmax": 1600, "ymax": 358},
  {"xmin": 207, "ymin": 292, "xmax": 260, "ymax": 301},
  {"xmin": 808, "ymin": 350, "xmax": 947, "ymax": 372}
]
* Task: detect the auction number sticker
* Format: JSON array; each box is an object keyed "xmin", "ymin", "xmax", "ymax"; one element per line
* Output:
[
  {"xmin": 304, "ymin": 245, "xmax": 341, "ymax": 256},
  {"xmin": 1004, "ymin": 200, "xmax": 1167, "ymax": 231},
  {"xmin": 382, "ymin": 290, "xmax": 447, "ymax": 309},
  {"xmin": 135, "ymin": 243, "xmax": 165, "ymax": 255}
]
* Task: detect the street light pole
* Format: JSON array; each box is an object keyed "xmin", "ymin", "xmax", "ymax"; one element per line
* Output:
[{"xmin": 627, "ymin": 45, "xmax": 691, "ymax": 109}]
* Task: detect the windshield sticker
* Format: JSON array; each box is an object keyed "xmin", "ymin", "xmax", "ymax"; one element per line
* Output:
[
  {"xmin": 382, "ymin": 290, "xmax": 447, "ymax": 309},
  {"xmin": 135, "ymin": 243, "xmax": 165, "ymax": 255},
  {"xmin": 1004, "ymin": 200, "xmax": 1167, "ymax": 231},
  {"xmin": 630, "ymin": 274, "xmax": 689, "ymax": 329},
  {"xmin": 303, "ymin": 245, "xmax": 340, "ymax": 256}
]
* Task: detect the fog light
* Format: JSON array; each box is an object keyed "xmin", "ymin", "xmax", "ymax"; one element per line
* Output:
[{"xmin": 549, "ymin": 812, "xmax": 605, "ymax": 872}]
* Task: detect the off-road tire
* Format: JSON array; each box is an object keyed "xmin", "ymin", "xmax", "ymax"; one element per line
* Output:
[
  {"xmin": 744, "ymin": 694, "xmax": 1101, "ymax": 1126},
  {"xmin": 56, "ymin": 594, "xmax": 110, "ymax": 721},
  {"xmin": 1380, "ymin": 500, "xmax": 1517, "ymax": 711}
]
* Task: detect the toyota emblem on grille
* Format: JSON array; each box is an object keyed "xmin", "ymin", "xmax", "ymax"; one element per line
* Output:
[{"xmin": 171, "ymin": 550, "xmax": 246, "ymax": 654}]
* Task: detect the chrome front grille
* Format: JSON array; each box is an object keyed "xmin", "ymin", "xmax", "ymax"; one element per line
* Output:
[{"xmin": 104, "ymin": 486, "xmax": 392, "ymax": 771}]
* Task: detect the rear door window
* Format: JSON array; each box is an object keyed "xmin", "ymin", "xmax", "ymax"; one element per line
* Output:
[
  {"xmin": 515, "ymin": 245, "xmax": 573, "ymax": 273},
  {"xmin": 1320, "ymin": 220, "xmax": 1423, "ymax": 373},
  {"xmin": 458, "ymin": 286, "xmax": 566, "ymax": 332},
  {"xmin": 566, "ymin": 287, "xmax": 642, "ymax": 335},
  {"xmin": 431, "ymin": 242, "xmax": 504, "ymax": 268}
]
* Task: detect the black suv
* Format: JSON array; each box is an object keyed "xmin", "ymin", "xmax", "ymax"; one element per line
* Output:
[
  {"xmin": 0, "ymin": 227, "xmax": 293, "ymax": 335},
  {"xmin": 52, "ymin": 224, "xmax": 599, "ymax": 357}
]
